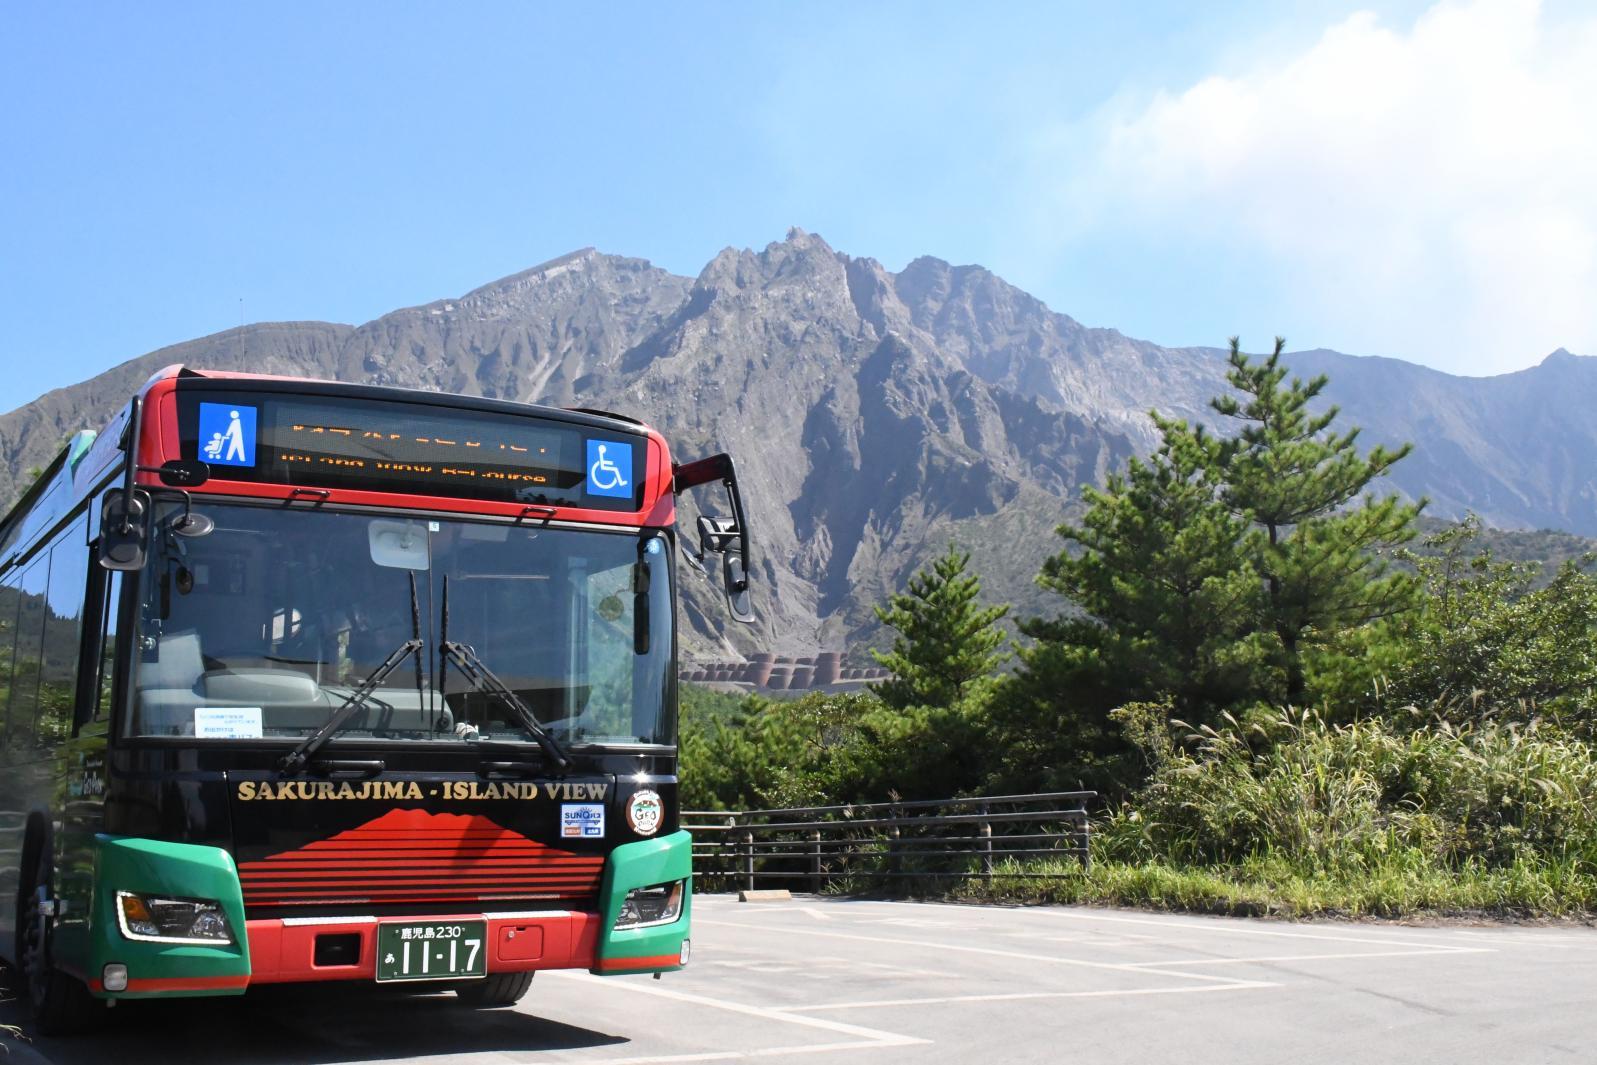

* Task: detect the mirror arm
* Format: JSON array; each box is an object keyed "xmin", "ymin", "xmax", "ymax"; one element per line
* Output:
[
  {"xmin": 672, "ymin": 453, "xmax": 735, "ymax": 493},
  {"xmin": 675, "ymin": 451, "xmax": 754, "ymax": 618},
  {"xmin": 116, "ymin": 396, "xmax": 143, "ymax": 535},
  {"xmin": 138, "ymin": 471, "xmax": 194, "ymax": 529},
  {"xmin": 674, "ymin": 453, "xmax": 751, "ymax": 588},
  {"xmin": 723, "ymin": 470, "xmax": 751, "ymax": 592}
]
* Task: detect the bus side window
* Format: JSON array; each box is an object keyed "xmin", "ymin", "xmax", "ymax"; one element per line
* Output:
[
  {"xmin": 38, "ymin": 520, "xmax": 89, "ymax": 745},
  {"xmin": 9, "ymin": 556, "xmax": 49, "ymax": 749},
  {"xmin": 93, "ymin": 572, "xmax": 125, "ymax": 725},
  {"xmin": 0, "ymin": 570, "xmax": 21, "ymax": 750}
]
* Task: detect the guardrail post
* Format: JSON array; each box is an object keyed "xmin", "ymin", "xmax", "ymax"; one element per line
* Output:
[
  {"xmin": 742, "ymin": 820, "xmax": 756, "ymax": 893},
  {"xmin": 1081, "ymin": 807, "xmax": 1092, "ymax": 874},
  {"xmin": 721, "ymin": 814, "xmax": 737, "ymax": 887},
  {"xmin": 886, "ymin": 803, "xmax": 902, "ymax": 891},
  {"xmin": 979, "ymin": 801, "xmax": 993, "ymax": 883},
  {"xmin": 810, "ymin": 828, "xmax": 823, "ymax": 892}
]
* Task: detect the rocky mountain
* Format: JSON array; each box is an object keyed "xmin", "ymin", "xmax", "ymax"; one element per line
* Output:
[{"xmin": 4, "ymin": 231, "xmax": 1595, "ymax": 657}]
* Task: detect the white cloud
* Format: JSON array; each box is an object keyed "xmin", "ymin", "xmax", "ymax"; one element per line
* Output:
[{"xmin": 1056, "ymin": 0, "xmax": 1597, "ymax": 374}]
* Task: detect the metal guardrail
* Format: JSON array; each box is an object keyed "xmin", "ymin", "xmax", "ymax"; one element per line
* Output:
[{"xmin": 682, "ymin": 791, "xmax": 1094, "ymax": 893}]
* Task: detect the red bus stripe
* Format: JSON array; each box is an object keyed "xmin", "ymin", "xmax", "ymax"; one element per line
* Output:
[
  {"xmin": 248, "ymin": 894, "xmax": 587, "ymax": 906},
  {"xmin": 242, "ymin": 881, "xmax": 602, "ymax": 889},
  {"xmin": 89, "ymin": 975, "xmax": 251, "ymax": 993},
  {"xmin": 597, "ymin": 955, "xmax": 681, "ymax": 972},
  {"xmin": 239, "ymin": 854, "xmax": 603, "ymax": 865},
  {"xmin": 238, "ymin": 863, "xmax": 602, "ymax": 877}
]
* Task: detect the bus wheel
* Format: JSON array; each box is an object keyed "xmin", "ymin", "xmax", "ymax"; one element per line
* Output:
[
  {"xmin": 16, "ymin": 839, "xmax": 107, "ymax": 1036},
  {"xmin": 453, "ymin": 971, "xmax": 534, "ymax": 1008}
]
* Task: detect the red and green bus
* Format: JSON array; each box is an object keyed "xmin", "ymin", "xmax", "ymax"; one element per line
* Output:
[{"xmin": 0, "ymin": 366, "xmax": 752, "ymax": 1032}]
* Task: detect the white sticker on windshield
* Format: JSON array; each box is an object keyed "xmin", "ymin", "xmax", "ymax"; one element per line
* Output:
[
  {"xmin": 562, "ymin": 803, "xmax": 605, "ymax": 839},
  {"xmin": 194, "ymin": 707, "xmax": 263, "ymax": 739}
]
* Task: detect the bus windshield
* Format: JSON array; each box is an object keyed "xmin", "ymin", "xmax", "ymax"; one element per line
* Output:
[{"xmin": 128, "ymin": 502, "xmax": 674, "ymax": 747}]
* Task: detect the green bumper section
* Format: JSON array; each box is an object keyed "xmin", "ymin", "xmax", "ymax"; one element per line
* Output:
[
  {"xmin": 87, "ymin": 835, "xmax": 250, "ymax": 999},
  {"xmin": 593, "ymin": 830, "xmax": 693, "ymax": 975}
]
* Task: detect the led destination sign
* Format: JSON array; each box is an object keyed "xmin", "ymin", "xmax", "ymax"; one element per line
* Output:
[{"xmin": 177, "ymin": 391, "xmax": 643, "ymax": 510}]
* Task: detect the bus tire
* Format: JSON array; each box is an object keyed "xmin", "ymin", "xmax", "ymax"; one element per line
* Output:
[
  {"xmin": 16, "ymin": 830, "xmax": 108, "ymax": 1037},
  {"xmin": 453, "ymin": 971, "xmax": 533, "ymax": 1007}
]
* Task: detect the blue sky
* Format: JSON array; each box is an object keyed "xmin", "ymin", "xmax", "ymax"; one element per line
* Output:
[{"xmin": 4, "ymin": 1, "xmax": 1594, "ymax": 410}]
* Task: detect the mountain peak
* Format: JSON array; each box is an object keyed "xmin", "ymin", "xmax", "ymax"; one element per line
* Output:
[
  {"xmin": 773, "ymin": 227, "xmax": 838, "ymax": 256},
  {"xmin": 458, "ymin": 248, "xmax": 620, "ymax": 303},
  {"xmin": 8, "ymin": 231, "xmax": 1597, "ymax": 660}
]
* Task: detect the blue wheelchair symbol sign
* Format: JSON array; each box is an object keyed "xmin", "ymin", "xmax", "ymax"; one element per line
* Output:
[
  {"xmin": 198, "ymin": 403, "xmax": 257, "ymax": 468},
  {"xmin": 585, "ymin": 440, "xmax": 632, "ymax": 498}
]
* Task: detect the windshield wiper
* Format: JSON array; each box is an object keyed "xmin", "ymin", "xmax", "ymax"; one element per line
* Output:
[
  {"xmin": 278, "ymin": 637, "xmax": 423, "ymax": 774},
  {"xmin": 279, "ymin": 573, "xmax": 429, "ymax": 775},
  {"xmin": 440, "ymin": 639, "xmax": 571, "ymax": 772}
]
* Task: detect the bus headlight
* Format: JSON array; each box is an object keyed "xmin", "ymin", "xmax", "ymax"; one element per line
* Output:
[
  {"xmin": 116, "ymin": 891, "xmax": 234, "ymax": 944},
  {"xmin": 613, "ymin": 881, "xmax": 685, "ymax": 929}
]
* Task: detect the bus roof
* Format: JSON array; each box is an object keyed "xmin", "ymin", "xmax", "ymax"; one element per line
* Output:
[{"xmin": 1, "ymin": 367, "xmax": 678, "ymax": 561}]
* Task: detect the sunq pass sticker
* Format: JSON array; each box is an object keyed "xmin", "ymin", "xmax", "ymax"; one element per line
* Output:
[{"xmin": 561, "ymin": 803, "xmax": 605, "ymax": 839}]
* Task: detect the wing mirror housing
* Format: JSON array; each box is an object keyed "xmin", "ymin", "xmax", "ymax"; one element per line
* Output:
[
  {"xmin": 697, "ymin": 516, "xmax": 739, "ymax": 556},
  {"xmin": 153, "ymin": 458, "xmax": 210, "ymax": 488},
  {"xmin": 98, "ymin": 488, "xmax": 151, "ymax": 571},
  {"xmin": 722, "ymin": 551, "xmax": 754, "ymax": 624},
  {"xmin": 98, "ymin": 394, "xmax": 154, "ymax": 572},
  {"xmin": 675, "ymin": 453, "xmax": 755, "ymax": 625}
]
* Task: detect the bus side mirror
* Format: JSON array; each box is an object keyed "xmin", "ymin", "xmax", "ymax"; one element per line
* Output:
[
  {"xmin": 98, "ymin": 489, "xmax": 151, "ymax": 571},
  {"xmin": 675, "ymin": 453, "xmax": 756, "ymax": 626},
  {"xmin": 155, "ymin": 458, "xmax": 210, "ymax": 488},
  {"xmin": 722, "ymin": 551, "xmax": 754, "ymax": 624},
  {"xmin": 697, "ymin": 516, "xmax": 754, "ymax": 623},
  {"xmin": 697, "ymin": 516, "xmax": 739, "ymax": 556}
]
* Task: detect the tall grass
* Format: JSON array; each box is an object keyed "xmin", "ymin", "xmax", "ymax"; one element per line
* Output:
[
  {"xmin": 963, "ymin": 709, "xmax": 1597, "ymax": 917},
  {"xmin": 957, "ymin": 852, "xmax": 1597, "ymax": 918}
]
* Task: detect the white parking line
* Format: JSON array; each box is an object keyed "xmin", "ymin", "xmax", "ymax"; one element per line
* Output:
[
  {"xmin": 1026, "ymin": 908, "xmax": 1494, "ymax": 952},
  {"xmin": 694, "ymin": 918, "xmax": 1260, "ymax": 986},
  {"xmin": 564, "ymin": 1040, "xmax": 915, "ymax": 1065},
  {"xmin": 706, "ymin": 898, "xmax": 1501, "ymax": 952},
  {"xmin": 1122, "ymin": 947, "xmax": 1495, "ymax": 967},
  {"xmin": 1446, "ymin": 929, "xmax": 1597, "ymax": 947},
  {"xmin": 787, "ymin": 980, "xmax": 1279, "ymax": 1013},
  {"xmin": 544, "ymin": 971, "xmax": 929, "ymax": 1063}
]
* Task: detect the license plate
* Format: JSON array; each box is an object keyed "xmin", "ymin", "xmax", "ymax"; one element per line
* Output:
[{"xmin": 375, "ymin": 920, "xmax": 488, "ymax": 983}]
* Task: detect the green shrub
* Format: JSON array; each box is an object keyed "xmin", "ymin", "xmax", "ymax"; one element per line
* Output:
[
  {"xmin": 1378, "ymin": 517, "xmax": 1597, "ymax": 727},
  {"xmin": 1098, "ymin": 708, "xmax": 1597, "ymax": 875},
  {"xmin": 958, "ymin": 851, "xmax": 1597, "ymax": 917}
]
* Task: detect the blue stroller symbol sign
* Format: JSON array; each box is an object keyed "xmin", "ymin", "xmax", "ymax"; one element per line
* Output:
[
  {"xmin": 585, "ymin": 440, "xmax": 632, "ymax": 498},
  {"xmin": 197, "ymin": 403, "xmax": 257, "ymax": 467}
]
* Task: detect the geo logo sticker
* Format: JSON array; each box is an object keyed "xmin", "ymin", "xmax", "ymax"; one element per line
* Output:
[
  {"xmin": 585, "ymin": 439, "xmax": 631, "ymax": 498},
  {"xmin": 199, "ymin": 402, "xmax": 258, "ymax": 467},
  {"xmin": 626, "ymin": 789, "xmax": 664, "ymax": 837},
  {"xmin": 561, "ymin": 803, "xmax": 605, "ymax": 838}
]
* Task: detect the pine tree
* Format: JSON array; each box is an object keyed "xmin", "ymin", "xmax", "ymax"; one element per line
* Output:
[
  {"xmin": 871, "ymin": 545, "xmax": 1009, "ymax": 710},
  {"xmin": 1214, "ymin": 337, "xmax": 1423, "ymax": 702},
  {"xmin": 996, "ymin": 338, "xmax": 1424, "ymax": 793},
  {"xmin": 1028, "ymin": 415, "xmax": 1266, "ymax": 723}
]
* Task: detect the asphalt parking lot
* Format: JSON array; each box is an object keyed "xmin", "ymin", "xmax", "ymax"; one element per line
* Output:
[{"xmin": 3, "ymin": 895, "xmax": 1596, "ymax": 1064}]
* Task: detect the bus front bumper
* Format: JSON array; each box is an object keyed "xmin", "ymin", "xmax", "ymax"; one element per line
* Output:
[
  {"xmin": 245, "ymin": 910, "xmax": 608, "ymax": 984},
  {"xmin": 80, "ymin": 831, "xmax": 692, "ymax": 998}
]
